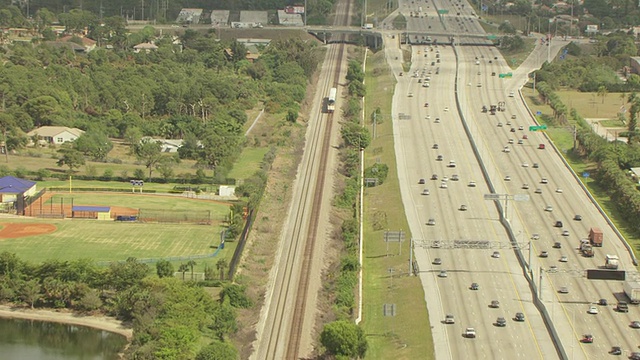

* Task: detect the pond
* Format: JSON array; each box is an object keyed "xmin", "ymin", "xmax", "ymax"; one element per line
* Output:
[{"xmin": 0, "ymin": 318, "xmax": 128, "ymax": 359}]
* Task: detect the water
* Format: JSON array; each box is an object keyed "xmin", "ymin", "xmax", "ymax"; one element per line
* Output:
[{"xmin": 0, "ymin": 318, "xmax": 129, "ymax": 360}]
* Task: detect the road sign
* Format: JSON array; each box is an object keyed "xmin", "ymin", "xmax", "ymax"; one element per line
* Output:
[
  {"xmin": 529, "ymin": 125, "xmax": 547, "ymax": 131},
  {"xmin": 513, "ymin": 194, "xmax": 530, "ymax": 202},
  {"xmin": 582, "ymin": 172, "xmax": 590, "ymax": 178},
  {"xmin": 487, "ymin": 34, "xmax": 497, "ymax": 40},
  {"xmin": 438, "ymin": 9, "xmax": 449, "ymax": 14},
  {"xmin": 484, "ymin": 194, "xmax": 501, "ymax": 200}
]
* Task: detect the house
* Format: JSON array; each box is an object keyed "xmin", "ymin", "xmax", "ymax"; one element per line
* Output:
[
  {"xmin": 58, "ymin": 35, "xmax": 97, "ymax": 52},
  {"xmin": 0, "ymin": 176, "xmax": 36, "ymax": 205},
  {"xmin": 140, "ymin": 137, "xmax": 185, "ymax": 153},
  {"xmin": 133, "ymin": 42, "xmax": 159, "ymax": 53},
  {"xmin": 177, "ymin": 8, "xmax": 203, "ymax": 24},
  {"xmin": 27, "ymin": 126, "xmax": 84, "ymax": 146},
  {"xmin": 630, "ymin": 57, "xmax": 640, "ymax": 75}
]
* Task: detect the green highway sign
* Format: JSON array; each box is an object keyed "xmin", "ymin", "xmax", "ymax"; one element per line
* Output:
[
  {"xmin": 529, "ymin": 125, "xmax": 548, "ymax": 131},
  {"xmin": 438, "ymin": 9, "xmax": 449, "ymax": 14},
  {"xmin": 487, "ymin": 35, "xmax": 497, "ymax": 40},
  {"xmin": 499, "ymin": 72, "xmax": 513, "ymax": 79}
]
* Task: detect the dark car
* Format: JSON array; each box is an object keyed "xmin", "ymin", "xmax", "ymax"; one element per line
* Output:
[
  {"xmin": 470, "ymin": 282, "xmax": 479, "ymax": 290},
  {"xmin": 510, "ymin": 128, "xmax": 516, "ymax": 132},
  {"xmin": 574, "ymin": 214, "xmax": 582, "ymax": 221},
  {"xmin": 555, "ymin": 220, "xmax": 563, "ymax": 227},
  {"xmin": 514, "ymin": 312, "xmax": 525, "ymax": 322},
  {"xmin": 630, "ymin": 352, "xmax": 640, "ymax": 360},
  {"xmin": 610, "ymin": 346, "xmax": 621, "ymax": 355},
  {"xmin": 495, "ymin": 317, "xmax": 507, "ymax": 327},
  {"xmin": 598, "ymin": 298, "xmax": 608, "ymax": 306},
  {"xmin": 617, "ymin": 301, "xmax": 629, "ymax": 313},
  {"xmin": 490, "ymin": 300, "xmax": 500, "ymax": 308},
  {"xmin": 553, "ymin": 242, "xmax": 562, "ymax": 249},
  {"xmin": 419, "ymin": 178, "xmax": 426, "ymax": 184},
  {"xmin": 431, "ymin": 174, "xmax": 439, "ymax": 180},
  {"xmin": 581, "ymin": 334, "xmax": 593, "ymax": 343}
]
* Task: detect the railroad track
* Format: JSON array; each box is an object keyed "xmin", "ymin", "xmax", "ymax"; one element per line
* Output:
[{"xmin": 256, "ymin": 1, "xmax": 354, "ymax": 359}]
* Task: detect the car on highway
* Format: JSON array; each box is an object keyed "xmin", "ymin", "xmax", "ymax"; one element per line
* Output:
[
  {"xmin": 532, "ymin": 233, "xmax": 540, "ymax": 240},
  {"xmin": 445, "ymin": 314, "xmax": 455, "ymax": 324},
  {"xmin": 459, "ymin": 205, "xmax": 468, "ymax": 211},
  {"xmin": 559, "ymin": 255, "xmax": 568, "ymax": 262},
  {"xmin": 432, "ymin": 143, "xmax": 438, "ymax": 149},
  {"xmin": 504, "ymin": 175, "xmax": 511, "ymax": 181},
  {"xmin": 508, "ymin": 139, "xmax": 514, "ymax": 144},
  {"xmin": 535, "ymin": 188, "xmax": 543, "ymax": 194},
  {"xmin": 544, "ymin": 205, "xmax": 553, "ymax": 212},
  {"xmin": 468, "ymin": 181, "xmax": 477, "ymax": 187},
  {"xmin": 448, "ymin": 160, "xmax": 456, "ymax": 168},
  {"xmin": 631, "ymin": 352, "xmax": 640, "ymax": 360},
  {"xmin": 574, "ymin": 214, "xmax": 582, "ymax": 221},
  {"xmin": 514, "ymin": 312, "xmax": 525, "ymax": 322},
  {"xmin": 495, "ymin": 317, "xmax": 507, "ymax": 327},
  {"xmin": 522, "ymin": 183, "xmax": 530, "ymax": 189},
  {"xmin": 539, "ymin": 251, "xmax": 549, "ymax": 258},
  {"xmin": 598, "ymin": 298, "xmax": 608, "ymax": 306},
  {"xmin": 451, "ymin": 174, "xmax": 459, "ymax": 181},
  {"xmin": 438, "ymin": 270, "xmax": 448, "ymax": 278},
  {"xmin": 522, "ymin": 162, "xmax": 528, "ymax": 167},
  {"xmin": 431, "ymin": 174, "xmax": 438, "ymax": 180},
  {"xmin": 509, "ymin": 91, "xmax": 515, "ymax": 97},
  {"xmin": 492, "ymin": 251, "xmax": 500, "ymax": 258},
  {"xmin": 562, "ymin": 230, "xmax": 570, "ymax": 236},
  {"xmin": 588, "ymin": 305, "xmax": 598, "ymax": 314},
  {"xmin": 610, "ymin": 346, "xmax": 622, "ymax": 355},
  {"xmin": 490, "ymin": 300, "xmax": 500, "ymax": 308},
  {"xmin": 427, "ymin": 218, "xmax": 436, "ymax": 226},
  {"xmin": 510, "ymin": 127, "xmax": 516, "ymax": 132},
  {"xmin": 558, "ymin": 286, "xmax": 569, "ymax": 294},
  {"xmin": 464, "ymin": 327, "xmax": 476, "ymax": 338},
  {"xmin": 518, "ymin": 139, "xmax": 524, "ymax": 145},
  {"xmin": 556, "ymin": 188, "xmax": 563, "ymax": 193},
  {"xmin": 435, "ymin": 117, "xmax": 440, "ymax": 123},
  {"xmin": 532, "ymin": 162, "xmax": 539, "ymax": 168},
  {"xmin": 470, "ymin": 282, "xmax": 479, "ymax": 290},
  {"xmin": 433, "ymin": 258, "xmax": 442, "ymax": 265},
  {"xmin": 630, "ymin": 321, "xmax": 640, "ymax": 329},
  {"xmin": 503, "ymin": 146, "xmax": 510, "ymax": 153},
  {"xmin": 553, "ymin": 242, "xmax": 562, "ymax": 249},
  {"xmin": 444, "ymin": 107, "xmax": 449, "ymax": 112},
  {"xmin": 425, "ymin": 115, "xmax": 431, "ymax": 120},
  {"xmin": 440, "ymin": 181, "xmax": 448, "ymax": 188},
  {"xmin": 408, "ymin": 93, "xmax": 413, "ymax": 97},
  {"xmin": 541, "ymin": 178, "xmax": 549, "ymax": 184},
  {"xmin": 539, "ymin": 143, "xmax": 546, "ymax": 149},
  {"xmin": 497, "ymin": 122, "xmax": 503, "ymax": 127},
  {"xmin": 436, "ymin": 155, "xmax": 443, "ymax": 161},
  {"xmin": 518, "ymin": 125, "xmax": 524, "ymax": 130},
  {"xmin": 523, "ymin": 135, "xmax": 529, "ymax": 139},
  {"xmin": 581, "ymin": 334, "xmax": 593, "ymax": 343},
  {"xmin": 555, "ymin": 220, "xmax": 563, "ymax": 227},
  {"xmin": 475, "ymin": 60, "xmax": 480, "ymax": 65},
  {"xmin": 419, "ymin": 178, "xmax": 426, "ymax": 184},
  {"xmin": 511, "ymin": 114, "xmax": 517, "ymax": 119},
  {"xmin": 421, "ymin": 189, "xmax": 430, "ymax": 195}
]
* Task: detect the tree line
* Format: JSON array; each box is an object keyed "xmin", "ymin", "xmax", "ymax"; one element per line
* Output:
[{"xmin": 0, "ymin": 253, "xmax": 255, "ymax": 359}]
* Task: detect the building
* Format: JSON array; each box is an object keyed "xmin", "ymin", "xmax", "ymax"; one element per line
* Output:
[
  {"xmin": 133, "ymin": 42, "xmax": 159, "ymax": 53},
  {"xmin": 0, "ymin": 176, "xmax": 37, "ymax": 213},
  {"xmin": 58, "ymin": 35, "xmax": 97, "ymax": 52},
  {"xmin": 211, "ymin": 10, "xmax": 230, "ymax": 27},
  {"xmin": 277, "ymin": 10, "xmax": 304, "ymax": 26},
  {"xmin": 177, "ymin": 8, "xmax": 203, "ymax": 24},
  {"xmin": 140, "ymin": 137, "xmax": 186, "ymax": 153},
  {"xmin": 27, "ymin": 126, "xmax": 84, "ymax": 146}
]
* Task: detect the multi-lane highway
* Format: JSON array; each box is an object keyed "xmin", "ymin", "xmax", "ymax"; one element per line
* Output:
[{"xmin": 384, "ymin": 0, "xmax": 640, "ymax": 358}]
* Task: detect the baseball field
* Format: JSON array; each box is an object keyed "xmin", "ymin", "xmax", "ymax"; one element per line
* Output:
[{"xmin": 0, "ymin": 191, "xmax": 233, "ymax": 265}]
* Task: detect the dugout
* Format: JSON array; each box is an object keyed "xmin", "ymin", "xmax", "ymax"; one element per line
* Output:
[{"xmin": 72, "ymin": 206, "xmax": 111, "ymax": 220}]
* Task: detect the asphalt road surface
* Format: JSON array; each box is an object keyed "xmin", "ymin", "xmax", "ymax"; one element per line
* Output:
[{"xmin": 385, "ymin": 0, "xmax": 640, "ymax": 358}]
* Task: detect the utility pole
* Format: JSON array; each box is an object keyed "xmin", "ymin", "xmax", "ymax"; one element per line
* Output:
[{"xmin": 141, "ymin": 0, "xmax": 145, "ymax": 21}]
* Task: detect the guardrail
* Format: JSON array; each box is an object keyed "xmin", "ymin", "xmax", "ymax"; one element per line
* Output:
[
  {"xmin": 519, "ymin": 74, "xmax": 638, "ymax": 266},
  {"xmin": 452, "ymin": 46, "xmax": 568, "ymax": 360}
]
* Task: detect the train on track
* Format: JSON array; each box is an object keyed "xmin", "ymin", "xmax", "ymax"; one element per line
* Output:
[{"xmin": 326, "ymin": 87, "xmax": 337, "ymax": 113}]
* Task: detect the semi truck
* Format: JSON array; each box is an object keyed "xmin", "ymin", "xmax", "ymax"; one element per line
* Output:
[
  {"xmin": 605, "ymin": 254, "xmax": 619, "ymax": 269},
  {"xmin": 589, "ymin": 227, "xmax": 603, "ymax": 247},
  {"xmin": 623, "ymin": 281, "xmax": 640, "ymax": 304},
  {"xmin": 580, "ymin": 239, "xmax": 594, "ymax": 257}
]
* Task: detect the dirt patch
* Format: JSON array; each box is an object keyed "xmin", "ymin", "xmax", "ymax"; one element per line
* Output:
[{"xmin": 0, "ymin": 223, "xmax": 57, "ymax": 239}]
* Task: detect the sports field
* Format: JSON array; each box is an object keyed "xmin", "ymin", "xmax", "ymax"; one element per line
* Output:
[{"xmin": 0, "ymin": 192, "xmax": 234, "ymax": 264}]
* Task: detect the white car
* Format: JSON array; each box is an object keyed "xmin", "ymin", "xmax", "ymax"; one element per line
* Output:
[
  {"xmin": 492, "ymin": 251, "xmax": 500, "ymax": 258},
  {"xmin": 545, "ymin": 205, "xmax": 553, "ymax": 212},
  {"xmin": 503, "ymin": 146, "xmax": 511, "ymax": 153},
  {"xmin": 421, "ymin": 189, "xmax": 430, "ymax": 195},
  {"xmin": 522, "ymin": 183, "xmax": 530, "ymax": 189},
  {"xmin": 408, "ymin": 93, "xmax": 414, "ymax": 97},
  {"xmin": 508, "ymin": 139, "xmax": 514, "ymax": 144},
  {"xmin": 541, "ymin": 178, "xmax": 549, "ymax": 184},
  {"xmin": 588, "ymin": 305, "xmax": 599, "ymax": 314},
  {"xmin": 559, "ymin": 255, "xmax": 568, "ymax": 262},
  {"xmin": 504, "ymin": 175, "xmax": 511, "ymax": 181},
  {"xmin": 426, "ymin": 115, "xmax": 431, "ymax": 120},
  {"xmin": 522, "ymin": 162, "xmax": 529, "ymax": 167},
  {"xmin": 468, "ymin": 181, "xmax": 477, "ymax": 187},
  {"xmin": 562, "ymin": 230, "xmax": 569, "ymax": 236},
  {"xmin": 440, "ymin": 181, "xmax": 448, "ymax": 188},
  {"xmin": 465, "ymin": 327, "xmax": 476, "ymax": 338},
  {"xmin": 427, "ymin": 218, "xmax": 436, "ymax": 226},
  {"xmin": 438, "ymin": 270, "xmax": 448, "ymax": 278},
  {"xmin": 444, "ymin": 107, "xmax": 449, "ymax": 112},
  {"xmin": 556, "ymin": 188, "xmax": 563, "ymax": 193}
]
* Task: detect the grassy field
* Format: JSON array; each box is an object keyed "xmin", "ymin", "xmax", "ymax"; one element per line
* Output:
[
  {"xmin": 0, "ymin": 191, "xmax": 236, "ymax": 270},
  {"xmin": 523, "ymin": 87, "xmax": 640, "ymax": 249},
  {"xmin": 556, "ymin": 90, "xmax": 629, "ymax": 120},
  {"xmin": 37, "ymin": 179, "xmax": 214, "ymax": 192},
  {"xmin": 362, "ymin": 50, "xmax": 434, "ymax": 359},
  {"xmin": 228, "ymin": 147, "xmax": 268, "ymax": 180}
]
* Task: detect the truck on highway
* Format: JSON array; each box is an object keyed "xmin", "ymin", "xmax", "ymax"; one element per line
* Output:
[
  {"xmin": 589, "ymin": 227, "xmax": 603, "ymax": 247},
  {"xmin": 580, "ymin": 239, "xmax": 594, "ymax": 257},
  {"xmin": 624, "ymin": 281, "xmax": 640, "ymax": 304},
  {"xmin": 362, "ymin": 23, "xmax": 373, "ymax": 29},
  {"xmin": 605, "ymin": 254, "xmax": 619, "ymax": 269}
]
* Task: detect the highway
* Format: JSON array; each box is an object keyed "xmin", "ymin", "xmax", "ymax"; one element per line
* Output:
[{"xmin": 385, "ymin": 0, "xmax": 640, "ymax": 358}]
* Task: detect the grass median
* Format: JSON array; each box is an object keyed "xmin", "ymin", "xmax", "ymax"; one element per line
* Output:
[{"xmin": 361, "ymin": 50, "xmax": 434, "ymax": 359}]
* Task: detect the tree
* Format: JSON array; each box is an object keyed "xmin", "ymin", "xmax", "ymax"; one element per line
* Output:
[
  {"xmin": 133, "ymin": 138, "xmax": 164, "ymax": 178},
  {"xmin": 597, "ymin": 85, "xmax": 608, "ymax": 104},
  {"xmin": 220, "ymin": 284, "xmax": 253, "ymax": 308},
  {"xmin": 341, "ymin": 122, "xmax": 371, "ymax": 149},
  {"xmin": 187, "ymin": 260, "xmax": 197, "ymax": 281},
  {"xmin": 73, "ymin": 129, "xmax": 113, "ymax": 161},
  {"xmin": 0, "ymin": 112, "xmax": 14, "ymax": 163},
  {"xmin": 156, "ymin": 260, "xmax": 174, "ymax": 278},
  {"xmin": 107, "ymin": 257, "xmax": 149, "ymax": 291},
  {"xmin": 77, "ymin": 289, "xmax": 102, "ymax": 312},
  {"xmin": 195, "ymin": 341, "xmax": 238, "ymax": 360},
  {"xmin": 57, "ymin": 147, "xmax": 85, "ymax": 173},
  {"xmin": 320, "ymin": 321, "xmax": 368, "ymax": 358},
  {"xmin": 21, "ymin": 280, "xmax": 41, "ymax": 309},
  {"xmin": 216, "ymin": 258, "xmax": 228, "ymax": 281},
  {"xmin": 178, "ymin": 263, "xmax": 189, "ymax": 281}
]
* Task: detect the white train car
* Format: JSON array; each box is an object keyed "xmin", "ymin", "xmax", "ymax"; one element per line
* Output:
[{"xmin": 327, "ymin": 87, "xmax": 337, "ymax": 113}]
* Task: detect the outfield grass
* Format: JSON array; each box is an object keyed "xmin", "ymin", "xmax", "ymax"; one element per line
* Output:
[
  {"xmin": 228, "ymin": 147, "xmax": 268, "ymax": 180},
  {"xmin": 362, "ymin": 50, "xmax": 434, "ymax": 360},
  {"xmin": 523, "ymin": 88, "xmax": 640, "ymax": 250}
]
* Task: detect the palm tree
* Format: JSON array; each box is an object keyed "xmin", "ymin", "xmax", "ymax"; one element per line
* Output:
[
  {"xmin": 597, "ymin": 85, "xmax": 608, "ymax": 104},
  {"xmin": 178, "ymin": 264, "xmax": 189, "ymax": 281},
  {"xmin": 187, "ymin": 260, "xmax": 196, "ymax": 281},
  {"xmin": 216, "ymin": 258, "xmax": 228, "ymax": 281}
]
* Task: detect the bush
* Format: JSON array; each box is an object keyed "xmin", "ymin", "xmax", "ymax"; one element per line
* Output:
[{"xmin": 220, "ymin": 284, "xmax": 253, "ymax": 308}]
